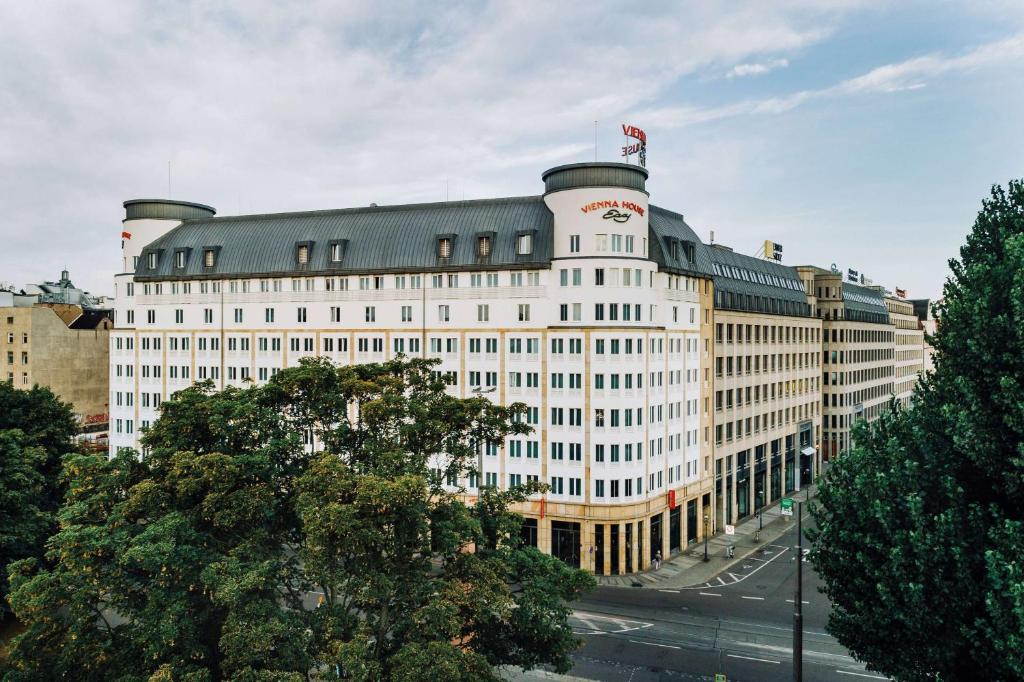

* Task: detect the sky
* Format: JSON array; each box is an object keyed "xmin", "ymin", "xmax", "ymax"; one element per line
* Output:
[{"xmin": 1, "ymin": 1, "xmax": 1022, "ymax": 300}]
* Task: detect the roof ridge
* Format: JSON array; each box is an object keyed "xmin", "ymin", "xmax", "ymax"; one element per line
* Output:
[{"xmin": 180, "ymin": 195, "xmax": 544, "ymax": 224}]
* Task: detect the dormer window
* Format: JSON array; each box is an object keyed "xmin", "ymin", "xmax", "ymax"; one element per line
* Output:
[
  {"xmin": 330, "ymin": 243, "xmax": 343, "ymax": 262},
  {"xmin": 477, "ymin": 236, "xmax": 492, "ymax": 258},
  {"xmin": 147, "ymin": 253, "xmax": 157, "ymax": 269},
  {"xmin": 175, "ymin": 251, "xmax": 186, "ymax": 269},
  {"xmin": 438, "ymin": 237, "xmax": 452, "ymax": 260},
  {"xmin": 297, "ymin": 244, "xmax": 309, "ymax": 265},
  {"xmin": 204, "ymin": 249, "xmax": 215, "ymax": 267},
  {"xmin": 682, "ymin": 241, "xmax": 696, "ymax": 263},
  {"xmin": 516, "ymin": 234, "xmax": 533, "ymax": 256}
]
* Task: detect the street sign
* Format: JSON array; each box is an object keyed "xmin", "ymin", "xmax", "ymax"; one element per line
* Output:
[
  {"xmin": 724, "ymin": 524, "xmax": 735, "ymax": 535},
  {"xmin": 780, "ymin": 497, "xmax": 794, "ymax": 517}
]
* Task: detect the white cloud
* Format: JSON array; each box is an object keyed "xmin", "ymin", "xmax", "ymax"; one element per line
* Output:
[
  {"xmin": 636, "ymin": 32, "xmax": 1024, "ymax": 128},
  {"xmin": 727, "ymin": 58, "xmax": 790, "ymax": 78}
]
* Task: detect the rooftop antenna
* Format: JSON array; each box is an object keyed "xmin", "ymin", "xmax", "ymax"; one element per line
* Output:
[{"xmin": 709, "ymin": 230, "xmax": 715, "ymax": 245}]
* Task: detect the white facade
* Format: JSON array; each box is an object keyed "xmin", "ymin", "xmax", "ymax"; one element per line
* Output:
[{"xmin": 108, "ymin": 166, "xmax": 716, "ymax": 574}]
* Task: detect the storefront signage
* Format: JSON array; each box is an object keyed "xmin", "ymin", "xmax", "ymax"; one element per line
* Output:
[
  {"xmin": 84, "ymin": 412, "xmax": 109, "ymax": 425},
  {"xmin": 621, "ymin": 124, "xmax": 647, "ymax": 167}
]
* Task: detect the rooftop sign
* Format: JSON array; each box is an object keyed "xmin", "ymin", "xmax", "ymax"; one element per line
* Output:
[{"xmin": 621, "ymin": 124, "xmax": 647, "ymax": 168}]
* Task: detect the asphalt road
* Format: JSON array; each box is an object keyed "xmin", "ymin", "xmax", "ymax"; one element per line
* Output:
[{"xmin": 567, "ymin": 518, "xmax": 889, "ymax": 682}]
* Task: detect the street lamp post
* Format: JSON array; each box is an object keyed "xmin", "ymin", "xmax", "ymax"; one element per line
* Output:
[
  {"xmin": 793, "ymin": 501, "xmax": 804, "ymax": 681},
  {"xmin": 702, "ymin": 513, "xmax": 710, "ymax": 562}
]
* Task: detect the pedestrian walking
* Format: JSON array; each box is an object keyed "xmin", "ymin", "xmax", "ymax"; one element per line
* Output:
[{"xmin": 654, "ymin": 550, "xmax": 662, "ymax": 570}]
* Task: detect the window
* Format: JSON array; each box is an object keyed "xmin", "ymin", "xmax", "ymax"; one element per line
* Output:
[
  {"xmin": 174, "ymin": 309, "xmax": 183, "ymax": 324},
  {"xmin": 297, "ymin": 307, "xmax": 307, "ymax": 323},
  {"xmin": 518, "ymin": 304, "xmax": 530, "ymax": 322},
  {"xmin": 477, "ymin": 304, "xmax": 489, "ymax": 322},
  {"xmin": 204, "ymin": 249, "xmax": 215, "ymax": 267},
  {"xmin": 438, "ymin": 237, "xmax": 452, "ymax": 259},
  {"xmin": 297, "ymin": 244, "xmax": 309, "ymax": 265},
  {"xmin": 569, "ymin": 234, "xmax": 580, "ymax": 253},
  {"xmin": 265, "ymin": 307, "xmax": 275, "ymax": 323},
  {"xmin": 234, "ymin": 308, "xmax": 243, "ymax": 324},
  {"xmin": 365, "ymin": 306, "xmax": 376, "ymax": 322},
  {"xmin": 517, "ymin": 233, "xmax": 533, "ymax": 255},
  {"xmin": 147, "ymin": 253, "xmax": 157, "ymax": 269},
  {"xmin": 595, "ymin": 268, "xmax": 605, "ymax": 286},
  {"xmin": 330, "ymin": 243, "xmax": 343, "ymax": 262},
  {"xmin": 401, "ymin": 306, "xmax": 412, "ymax": 322},
  {"xmin": 438, "ymin": 305, "xmax": 450, "ymax": 322},
  {"xmin": 330, "ymin": 306, "xmax": 341, "ymax": 323},
  {"xmin": 175, "ymin": 251, "xmax": 186, "ymax": 268},
  {"xmin": 477, "ymin": 235, "xmax": 492, "ymax": 258}
]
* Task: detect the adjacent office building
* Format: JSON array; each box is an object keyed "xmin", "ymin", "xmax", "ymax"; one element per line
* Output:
[
  {"xmin": 709, "ymin": 245, "xmax": 822, "ymax": 530},
  {"xmin": 2, "ymin": 271, "xmax": 112, "ymax": 432},
  {"xmin": 797, "ymin": 266, "xmax": 895, "ymax": 460},
  {"xmin": 886, "ymin": 294, "xmax": 925, "ymax": 408}
]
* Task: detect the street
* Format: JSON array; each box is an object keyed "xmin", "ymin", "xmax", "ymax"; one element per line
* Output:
[{"xmin": 566, "ymin": 519, "xmax": 889, "ymax": 682}]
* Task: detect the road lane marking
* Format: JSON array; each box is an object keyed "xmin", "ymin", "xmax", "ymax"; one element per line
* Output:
[
  {"xmin": 682, "ymin": 545, "xmax": 790, "ymax": 590},
  {"xmin": 728, "ymin": 654, "xmax": 780, "ymax": 664},
  {"xmin": 699, "ymin": 592, "xmax": 722, "ymax": 597},
  {"xmin": 628, "ymin": 639, "xmax": 681, "ymax": 650},
  {"xmin": 658, "ymin": 589, "xmax": 680, "ymax": 594},
  {"xmin": 785, "ymin": 599, "xmax": 810, "ymax": 604},
  {"xmin": 716, "ymin": 577, "xmax": 727, "ymax": 586},
  {"xmin": 836, "ymin": 671, "xmax": 889, "ymax": 679},
  {"xmin": 727, "ymin": 572, "xmax": 741, "ymax": 581},
  {"xmin": 741, "ymin": 595, "xmax": 765, "ymax": 601}
]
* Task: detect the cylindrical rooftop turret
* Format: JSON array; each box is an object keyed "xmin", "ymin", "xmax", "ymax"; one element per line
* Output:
[
  {"xmin": 542, "ymin": 162, "xmax": 648, "ymax": 195},
  {"xmin": 123, "ymin": 199, "xmax": 216, "ymax": 222}
]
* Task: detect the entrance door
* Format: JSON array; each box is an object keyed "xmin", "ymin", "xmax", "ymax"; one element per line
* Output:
[
  {"xmin": 625, "ymin": 524, "xmax": 633, "ymax": 573},
  {"xmin": 610, "ymin": 524, "xmax": 620, "ymax": 575},
  {"xmin": 520, "ymin": 518, "xmax": 538, "ymax": 548},
  {"xmin": 669, "ymin": 507, "xmax": 681, "ymax": 553},
  {"xmin": 594, "ymin": 524, "xmax": 605, "ymax": 575},
  {"xmin": 551, "ymin": 521, "xmax": 580, "ymax": 568},
  {"xmin": 687, "ymin": 499, "xmax": 698, "ymax": 544}
]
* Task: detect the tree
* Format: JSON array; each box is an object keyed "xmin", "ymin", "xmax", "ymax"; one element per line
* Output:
[
  {"xmin": 4, "ymin": 358, "xmax": 593, "ymax": 680},
  {"xmin": 0, "ymin": 433, "xmax": 51, "ymax": 615},
  {"xmin": 810, "ymin": 180, "xmax": 1024, "ymax": 680},
  {"xmin": 0, "ymin": 383, "xmax": 79, "ymax": 490},
  {"xmin": 0, "ymin": 383, "xmax": 77, "ymax": 615}
]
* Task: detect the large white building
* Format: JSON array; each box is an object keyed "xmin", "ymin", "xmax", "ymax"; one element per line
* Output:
[{"xmin": 109, "ymin": 163, "xmax": 718, "ymax": 575}]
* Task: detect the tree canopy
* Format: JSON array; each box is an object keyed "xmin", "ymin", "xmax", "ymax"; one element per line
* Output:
[
  {"xmin": 0, "ymin": 382, "xmax": 77, "ymax": 615},
  {"xmin": 3, "ymin": 357, "xmax": 593, "ymax": 681},
  {"xmin": 810, "ymin": 180, "xmax": 1024, "ymax": 680}
]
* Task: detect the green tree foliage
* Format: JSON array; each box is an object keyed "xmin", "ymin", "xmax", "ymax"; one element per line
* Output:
[
  {"xmin": 4, "ymin": 358, "xmax": 593, "ymax": 680},
  {"xmin": 0, "ymin": 382, "xmax": 77, "ymax": 613},
  {"xmin": 810, "ymin": 180, "xmax": 1024, "ymax": 680}
]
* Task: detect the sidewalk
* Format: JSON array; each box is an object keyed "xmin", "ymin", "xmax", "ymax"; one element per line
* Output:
[{"xmin": 596, "ymin": 484, "xmax": 817, "ymax": 589}]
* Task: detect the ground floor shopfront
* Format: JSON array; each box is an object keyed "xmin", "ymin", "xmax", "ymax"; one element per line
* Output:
[
  {"xmin": 512, "ymin": 481, "xmax": 714, "ymax": 575},
  {"xmin": 714, "ymin": 420, "xmax": 820, "ymax": 530}
]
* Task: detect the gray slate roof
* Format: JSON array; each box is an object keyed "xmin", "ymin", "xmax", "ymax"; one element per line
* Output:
[
  {"xmin": 134, "ymin": 196, "xmax": 716, "ymax": 280},
  {"xmin": 137, "ymin": 197, "xmax": 552, "ymax": 279},
  {"xmin": 707, "ymin": 245, "xmax": 810, "ymax": 316},
  {"xmin": 841, "ymin": 282, "xmax": 889, "ymax": 316}
]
